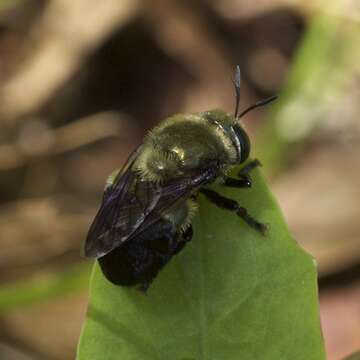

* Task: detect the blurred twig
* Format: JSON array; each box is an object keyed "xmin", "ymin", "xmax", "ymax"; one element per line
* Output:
[
  {"xmin": 0, "ymin": 111, "xmax": 134, "ymax": 170},
  {"xmin": 144, "ymin": 0, "xmax": 232, "ymax": 111},
  {"xmin": 0, "ymin": 0, "xmax": 140, "ymax": 123},
  {"xmin": 0, "ymin": 196, "xmax": 89, "ymax": 278}
]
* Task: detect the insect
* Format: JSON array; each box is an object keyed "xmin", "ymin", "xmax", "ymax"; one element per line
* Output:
[{"xmin": 84, "ymin": 66, "xmax": 277, "ymax": 291}]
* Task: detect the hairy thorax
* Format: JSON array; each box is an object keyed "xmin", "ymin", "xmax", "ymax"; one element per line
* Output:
[{"xmin": 134, "ymin": 113, "xmax": 236, "ymax": 182}]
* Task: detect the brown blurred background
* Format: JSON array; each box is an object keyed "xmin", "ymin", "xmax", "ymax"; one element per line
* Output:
[{"xmin": 0, "ymin": 0, "xmax": 359, "ymax": 359}]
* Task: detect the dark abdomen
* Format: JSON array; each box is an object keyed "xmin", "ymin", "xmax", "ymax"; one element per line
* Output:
[{"xmin": 98, "ymin": 219, "xmax": 187, "ymax": 291}]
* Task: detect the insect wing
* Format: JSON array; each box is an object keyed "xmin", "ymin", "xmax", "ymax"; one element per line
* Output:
[
  {"xmin": 84, "ymin": 146, "xmax": 148, "ymax": 258},
  {"xmin": 127, "ymin": 167, "xmax": 217, "ymax": 239},
  {"xmin": 85, "ymin": 173, "xmax": 190, "ymax": 259},
  {"xmin": 85, "ymin": 159, "xmax": 216, "ymax": 258}
]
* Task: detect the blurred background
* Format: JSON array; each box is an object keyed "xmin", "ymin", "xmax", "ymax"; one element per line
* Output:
[{"xmin": 0, "ymin": 0, "xmax": 359, "ymax": 359}]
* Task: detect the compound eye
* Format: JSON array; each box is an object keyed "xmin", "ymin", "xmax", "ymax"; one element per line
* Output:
[{"xmin": 233, "ymin": 125, "xmax": 250, "ymax": 163}]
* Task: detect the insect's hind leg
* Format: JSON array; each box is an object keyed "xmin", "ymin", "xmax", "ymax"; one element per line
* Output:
[
  {"xmin": 200, "ymin": 188, "xmax": 267, "ymax": 235},
  {"xmin": 172, "ymin": 225, "xmax": 193, "ymax": 255}
]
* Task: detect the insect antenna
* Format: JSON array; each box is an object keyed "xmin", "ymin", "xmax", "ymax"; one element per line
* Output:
[
  {"xmin": 238, "ymin": 95, "xmax": 278, "ymax": 119},
  {"xmin": 233, "ymin": 65, "xmax": 241, "ymax": 119},
  {"xmin": 233, "ymin": 65, "xmax": 277, "ymax": 120}
]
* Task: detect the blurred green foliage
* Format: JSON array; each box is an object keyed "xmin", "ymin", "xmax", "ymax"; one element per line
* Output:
[
  {"xmin": 0, "ymin": 263, "xmax": 91, "ymax": 314},
  {"xmin": 255, "ymin": 5, "xmax": 360, "ymax": 174},
  {"xmin": 0, "ymin": 0, "xmax": 23, "ymax": 12}
]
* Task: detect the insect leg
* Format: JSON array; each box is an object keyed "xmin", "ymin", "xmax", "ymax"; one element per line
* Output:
[
  {"xmin": 193, "ymin": 159, "xmax": 259, "ymax": 190},
  {"xmin": 224, "ymin": 159, "xmax": 261, "ymax": 189},
  {"xmin": 223, "ymin": 177, "xmax": 251, "ymax": 188},
  {"xmin": 238, "ymin": 159, "xmax": 261, "ymax": 176},
  {"xmin": 200, "ymin": 188, "xmax": 267, "ymax": 234},
  {"xmin": 183, "ymin": 225, "xmax": 193, "ymax": 242},
  {"xmin": 173, "ymin": 225, "xmax": 193, "ymax": 255}
]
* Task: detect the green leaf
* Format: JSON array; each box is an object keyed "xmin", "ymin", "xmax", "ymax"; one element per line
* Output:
[{"xmin": 77, "ymin": 166, "xmax": 325, "ymax": 360}]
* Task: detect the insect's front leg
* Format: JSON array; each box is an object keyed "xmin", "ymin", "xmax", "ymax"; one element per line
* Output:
[
  {"xmin": 223, "ymin": 159, "xmax": 261, "ymax": 189},
  {"xmin": 200, "ymin": 188, "xmax": 267, "ymax": 235},
  {"xmin": 238, "ymin": 159, "xmax": 261, "ymax": 176},
  {"xmin": 223, "ymin": 177, "xmax": 251, "ymax": 188}
]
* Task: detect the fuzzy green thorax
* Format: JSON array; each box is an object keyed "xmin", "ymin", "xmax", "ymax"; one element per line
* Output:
[{"xmin": 134, "ymin": 110, "xmax": 240, "ymax": 182}]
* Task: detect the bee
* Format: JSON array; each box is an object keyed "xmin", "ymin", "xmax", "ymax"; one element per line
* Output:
[{"xmin": 84, "ymin": 66, "xmax": 277, "ymax": 291}]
